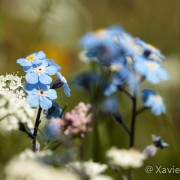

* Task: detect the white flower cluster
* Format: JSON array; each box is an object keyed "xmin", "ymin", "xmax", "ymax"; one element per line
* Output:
[
  {"xmin": 5, "ymin": 159, "xmax": 80, "ymax": 180},
  {"xmin": 67, "ymin": 160, "xmax": 113, "ymax": 180},
  {"xmin": 0, "ymin": 74, "xmax": 35, "ymax": 132},
  {"xmin": 0, "ymin": 73, "xmax": 25, "ymax": 98},
  {"xmin": 106, "ymin": 147, "xmax": 146, "ymax": 169},
  {"xmin": 4, "ymin": 149, "xmax": 80, "ymax": 180},
  {"xmin": 18, "ymin": 149, "xmax": 52, "ymax": 160}
]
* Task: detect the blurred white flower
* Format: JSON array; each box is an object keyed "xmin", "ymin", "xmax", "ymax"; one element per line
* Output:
[
  {"xmin": 67, "ymin": 160, "xmax": 113, "ymax": 180},
  {"xmin": 92, "ymin": 175, "xmax": 113, "ymax": 180},
  {"xmin": 5, "ymin": 159, "xmax": 80, "ymax": 180},
  {"xmin": 19, "ymin": 149, "xmax": 52, "ymax": 160},
  {"xmin": 5, "ymin": 149, "xmax": 80, "ymax": 180},
  {"xmin": 106, "ymin": 147, "xmax": 146, "ymax": 169}
]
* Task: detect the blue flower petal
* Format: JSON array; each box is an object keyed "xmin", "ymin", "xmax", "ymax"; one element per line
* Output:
[
  {"xmin": 36, "ymin": 83, "xmax": 50, "ymax": 90},
  {"xmin": 37, "ymin": 51, "xmax": 46, "ymax": 60},
  {"xmin": 48, "ymin": 59, "xmax": 61, "ymax": 71},
  {"xmin": 17, "ymin": 58, "xmax": 25, "ymax": 64},
  {"xmin": 45, "ymin": 65, "xmax": 57, "ymax": 75},
  {"xmin": 63, "ymin": 84, "xmax": 71, "ymax": 97},
  {"xmin": 46, "ymin": 89, "xmax": 57, "ymax": 100},
  {"xmin": 159, "ymin": 68, "xmax": 169, "ymax": 80},
  {"xmin": 23, "ymin": 66, "xmax": 32, "ymax": 72},
  {"xmin": 40, "ymin": 97, "xmax": 53, "ymax": 110},
  {"xmin": 104, "ymin": 84, "xmax": 117, "ymax": 96},
  {"xmin": 27, "ymin": 94, "xmax": 39, "ymax": 107},
  {"xmin": 146, "ymin": 72, "xmax": 160, "ymax": 84},
  {"xmin": 40, "ymin": 60, "xmax": 49, "ymax": 67},
  {"xmin": 45, "ymin": 102, "xmax": 62, "ymax": 120},
  {"xmin": 17, "ymin": 58, "xmax": 32, "ymax": 67},
  {"xmin": 32, "ymin": 59, "xmax": 44, "ymax": 65},
  {"xmin": 39, "ymin": 73, "xmax": 52, "ymax": 84},
  {"xmin": 25, "ymin": 83, "xmax": 36, "ymax": 92},
  {"xmin": 25, "ymin": 72, "xmax": 39, "ymax": 84},
  {"xmin": 56, "ymin": 72, "xmax": 63, "ymax": 81},
  {"xmin": 25, "ymin": 83, "xmax": 49, "ymax": 92},
  {"xmin": 142, "ymin": 89, "xmax": 165, "ymax": 116}
]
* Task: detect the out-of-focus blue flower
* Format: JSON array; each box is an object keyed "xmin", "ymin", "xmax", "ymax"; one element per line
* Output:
[
  {"xmin": 104, "ymin": 83, "xmax": 118, "ymax": 96},
  {"xmin": 135, "ymin": 38, "xmax": 165, "ymax": 61},
  {"xmin": 104, "ymin": 63, "xmax": 130, "ymax": 96},
  {"xmin": 152, "ymin": 135, "xmax": 169, "ymax": 149},
  {"xmin": 142, "ymin": 89, "xmax": 166, "ymax": 115},
  {"xmin": 73, "ymin": 71, "xmax": 101, "ymax": 90},
  {"xmin": 44, "ymin": 118, "xmax": 62, "ymax": 141},
  {"xmin": 44, "ymin": 102, "xmax": 62, "ymax": 120},
  {"xmin": 101, "ymin": 96, "xmax": 119, "ymax": 113},
  {"xmin": 52, "ymin": 72, "xmax": 71, "ymax": 97},
  {"xmin": 80, "ymin": 26, "xmax": 124, "ymax": 66},
  {"xmin": 47, "ymin": 59, "xmax": 61, "ymax": 71},
  {"xmin": 113, "ymin": 30, "xmax": 138, "ymax": 59},
  {"xmin": 134, "ymin": 58, "xmax": 169, "ymax": 84},
  {"xmin": 26, "ymin": 83, "xmax": 57, "ymax": 110},
  {"xmin": 17, "ymin": 51, "xmax": 46, "ymax": 68},
  {"xmin": 25, "ymin": 61, "xmax": 57, "ymax": 84}
]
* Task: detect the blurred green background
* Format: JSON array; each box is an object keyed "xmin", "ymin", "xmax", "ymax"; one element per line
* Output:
[{"xmin": 0, "ymin": 0, "xmax": 180, "ymax": 179}]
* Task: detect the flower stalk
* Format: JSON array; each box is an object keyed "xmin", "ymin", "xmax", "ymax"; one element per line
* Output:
[
  {"xmin": 32, "ymin": 107, "xmax": 42, "ymax": 152},
  {"xmin": 129, "ymin": 96, "xmax": 137, "ymax": 148}
]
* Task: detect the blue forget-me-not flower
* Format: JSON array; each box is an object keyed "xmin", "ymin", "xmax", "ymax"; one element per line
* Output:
[
  {"xmin": 142, "ymin": 89, "xmax": 166, "ymax": 115},
  {"xmin": 52, "ymin": 72, "xmax": 71, "ymax": 97},
  {"xmin": 80, "ymin": 26, "xmax": 125, "ymax": 66},
  {"xmin": 17, "ymin": 51, "xmax": 70, "ymax": 110},
  {"xmin": 80, "ymin": 25, "xmax": 169, "ymax": 95},
  {"xmin": 152, "ymin": 135, "xmax": 169, "ymax": 149},
  {"xmin": 47, "ymin": 59, "xmax": 61, "ymax": 71},
  {"xmin": 26, "ymin": 83, "xmax": 57, "ymax": 110},
  {"xmin": 134, "ymin": 58, "xmax": 169, "ymax": 84},
  {"xmin": 44, "ymin": 102, "xmax": 62, "ymax": 120},
  {"xmin": 17, "ymin": 51, "xmax": 46, "ymax": 69},
  {"xmin": 135, "ymin": 38, "xmax": 165, "ymax": 61},
  {"xmin": 78, "ymin": 25, "xmax": 169, "ymax": 117},
  {"xmin": 25, "ymin": 60, "xmax": 57, "ymax": 84}
]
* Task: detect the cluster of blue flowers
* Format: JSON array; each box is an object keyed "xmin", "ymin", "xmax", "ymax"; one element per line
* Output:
[
  {"xmin": 17, "ymin": 51, "xmax": 70, "ymax": 110},
  {"xmin": 79, "ymin": 25, "xmax": 169, "ymax": 115}
]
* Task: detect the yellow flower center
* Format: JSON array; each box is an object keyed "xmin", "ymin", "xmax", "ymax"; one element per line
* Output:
[
  {"xmin": 36, "ymin": 67, "xmax": 45, "ymax": 73},
  {"xmin": 147, "ymin": 62, "xmax": 157, "ymax": 70},
  {"xmin": 38, "ymin": 90, "xmax": 46, "ymax": 96},
  {"xmin": 95, "ymin": 29, "xmax": 107, "ymax": 37},
  {"xmin": 147, "ymin": 43, "xmax": 156, "ymax": 50},
  {"xmin": 26, "ymin": 55, "xmax": 36, "ymax": 61},
  {"xmin": 126, "ymin": 56, "xmax": 133, "ymax": 65},
  {"xmin": 110, "ymin": 64, "xmax": 122, "ymax": 72}
]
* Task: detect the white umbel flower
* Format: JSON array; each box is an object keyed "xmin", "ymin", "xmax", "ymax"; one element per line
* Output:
[
  {"xmin": 106, "ymin": 147, "xmax": 146, "ymax": 169},
  {"xmin": 4, "ymin": 149, "xmax": 80, "ymax": 180},
  {"xmin": 0, "ymin": 73, "xmax": 35, "ymax": 133},
  {"xmin": 5, "ymin": 159, "xmax": 80, "ymax": 180},
  {"xmin": 67, "ymin": 160, "xmax": 113, "ymax": 180}
]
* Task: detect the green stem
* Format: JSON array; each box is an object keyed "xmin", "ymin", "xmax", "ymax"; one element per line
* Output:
[
  {"xmin": 0, "ymin": 114, "xmax": 12, "ymax": 121},
  {"xmin": 128, "ymin": 96, "xmax": 137, "ymax": 180},
  {"xmin": 112, "ymin": 113, "xmax": 131, "ymax": 136},
  {"xmin": 119, "ymin": 86, "xmax": 133, "ymax": 100},
  {"xmin": 136, "ymin": 107, "xmax": 148, "ymax": 116},
  {"xmin": 129, "ymin": 96, "xmax": 137, "ymax": 147},
  {"xmin": 32, "ymin": 107, "xmax": 42, "ymax": 152}
]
